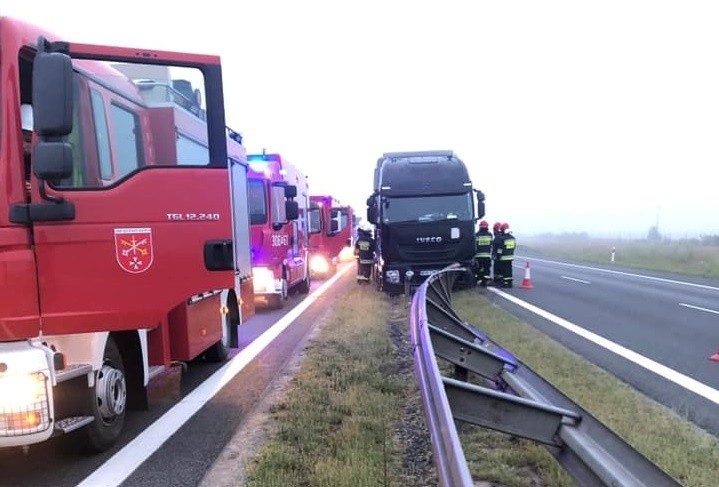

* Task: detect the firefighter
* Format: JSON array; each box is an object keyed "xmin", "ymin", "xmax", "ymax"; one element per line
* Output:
[
  {"xmin": 497, "ymin": 222, "xmax": 516, "ymax": 288},
  {"xmin": 473, "ymin": 220, "xmax": 493, "ymax": 286},
  {"xmin": 354, "ymin": 222, "xmax": 376, "ymax": 284},
  {"xmin": 491, "ymin": 222, "xmax": 504, "ymax": 285}
]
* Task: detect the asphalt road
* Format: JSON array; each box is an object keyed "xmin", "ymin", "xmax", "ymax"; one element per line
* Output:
[
  {"xmin": 483, "ymin": 255, "xmax": 719, "ymax": 435},
  {"xmin": 0, "ymin": 264, "xmax": 354, "ymax": 487}
]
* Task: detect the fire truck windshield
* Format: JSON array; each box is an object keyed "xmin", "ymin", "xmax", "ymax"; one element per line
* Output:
[{"xmin": 381, "ymin": 193, "xmax": 473, "ymax": 224}]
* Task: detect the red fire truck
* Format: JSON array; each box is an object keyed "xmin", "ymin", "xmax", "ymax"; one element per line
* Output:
[
  {"xmin": 307, "ymin": 195, "xmax": 354, "ymax": 278},
  {"xmin": 247, "ymin": 153, "xmax": 311, "ymax": 309},
  {"xmin": 0, "ymin": 17, "xmax": 254, "ymax": 452}
]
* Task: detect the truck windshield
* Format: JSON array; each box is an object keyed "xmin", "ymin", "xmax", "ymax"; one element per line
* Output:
[{"xmin": 382, "ymin": 193, "xmax": 473, "ymax": 224}]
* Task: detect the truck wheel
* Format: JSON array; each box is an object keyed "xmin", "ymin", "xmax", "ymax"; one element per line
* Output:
[
  {"xmin": 270, "ymin": 278, "xmax": 288, "ymax": 310},
  {"xmin": 298, "ymin": 267, "xmax": 311, "ymax": 294},
  {"xmin": 205, "ymin": 300, "xmax": 239, "ymax": 362},
  {"xmin": 83, "ymin": 336, "xmax": 126, "ymax": 452}
]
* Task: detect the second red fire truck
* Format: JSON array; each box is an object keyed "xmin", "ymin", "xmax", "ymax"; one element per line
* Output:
[{"xmin": 247, "ymin": 153, "xmax": 311, "ymax": 309}]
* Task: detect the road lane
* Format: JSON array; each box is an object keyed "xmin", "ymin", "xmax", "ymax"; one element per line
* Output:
[{"xmin": 485, "ymin": 256, "xmax": 719, "ymax": 435}]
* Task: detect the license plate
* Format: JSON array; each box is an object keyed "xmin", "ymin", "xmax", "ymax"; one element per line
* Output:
[{"xmin": 419, "ymin": 270, "xmax": 438, "ymax": 276}]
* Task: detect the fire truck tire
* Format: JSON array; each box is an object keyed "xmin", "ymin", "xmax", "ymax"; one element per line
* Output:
[
  {"xmin": 298, "ymin": 267, "xmax": 311, "ymax": 294},
  {"xmin": 83, "ymin": 336, "xmax": 126, "ymax": 452},
  {"xmin": 269, "ymin": 278, "xmax": 288, "ymax": 309},
  {"xmin": 205, "ymin": 300, "xmax": 238, "ymax": 362}
]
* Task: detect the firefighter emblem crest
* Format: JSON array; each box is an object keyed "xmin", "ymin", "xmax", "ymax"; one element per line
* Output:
[{"xmin": 114, "ymin": 228, "xmax": 154, "ymax": 273}]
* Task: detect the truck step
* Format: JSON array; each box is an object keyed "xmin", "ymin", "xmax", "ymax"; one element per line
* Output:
[
  {"xmin": 54, "ymin": 416, "xmax": 94, "ymax": 434},
  {"xmin": 55, "ymin": 363, "xmax": 93, "ymax": 384}
]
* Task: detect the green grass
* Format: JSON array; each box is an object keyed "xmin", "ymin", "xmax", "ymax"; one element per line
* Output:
[
  {"xmin": 453, "ymin": 291, "xmax": 719, "ymax": 487},
  {"xmin": 244, "ymin": 284, "xmax": 416, "ymax": 487},
  {"xmin": 521, "ymin": 236, "xmax": 719, "ymax": 278}
]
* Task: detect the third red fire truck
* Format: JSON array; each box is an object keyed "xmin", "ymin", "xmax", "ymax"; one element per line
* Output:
[
  {"xmin": 247, "ymin": 153, "xmax": 311, "ymax": 309},
  {"xmin": 0, "ymin": 16, "xmax": 254, "ymax": 452},
  {"xmin": 307, "ymin": 195, "xmax": 354, "ymax": 278}
]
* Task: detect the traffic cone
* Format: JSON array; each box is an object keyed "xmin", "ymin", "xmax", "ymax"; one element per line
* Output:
[
  {"xmin": 709, "ymin": 349, "xmax": 719, "ymax": 362},
  {"xmin": 520, "ymin": 261, "xmax": 534, "ymax": 289}
]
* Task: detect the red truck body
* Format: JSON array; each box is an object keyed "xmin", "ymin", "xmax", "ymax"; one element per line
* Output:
[
  {"xmin": 307, "ymin": 195, "xmax": 354, "ymax": 278},
  {"xmin": 0, "ymin": 16, "xmax": 254, "ymax": 451},
  {"xmin": 247, "ymin": 153, "xmax": 311, "ymax": 308}
]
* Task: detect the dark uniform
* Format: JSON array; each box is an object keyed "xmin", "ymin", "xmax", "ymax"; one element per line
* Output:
[
  {"xmin": 473, "ymin": 221, "xmax": 493, "ymax": 286},
  {"xmin": 491, "ymin": 222, "xmax": 503, "ymax": 285},
  {"xmin": 496, "ymin": 223, "xmax": 516, "ymax": 288},
  {"xmin": 354, "ymin": 228, "xmax": 376, "ymax": 284}
]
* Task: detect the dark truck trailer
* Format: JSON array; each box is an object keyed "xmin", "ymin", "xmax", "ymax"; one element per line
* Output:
[{"xmin": 366, "ymin": 150, "xmax": 485, "ymax": 295}]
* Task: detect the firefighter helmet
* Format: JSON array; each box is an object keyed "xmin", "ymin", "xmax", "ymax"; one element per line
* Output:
[
  {"xmin": 479, "ymin": 220, "xmax": 489, "ymax": 229},
  {"xmin": 359, "ymin": 221, "xmax": 373, "ymax": 233},
  {"xmin": 501, "ymin": 222, "xmax": 510, "ymax": 232},
  {"xmin": 493, "ymin": 222, "xmax": 502, "ymax": 232}
]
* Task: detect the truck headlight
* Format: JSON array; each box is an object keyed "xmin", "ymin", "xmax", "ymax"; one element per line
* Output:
[
  {"xmin": 310, "ymin": 255, "xmax": 330, "ymax": 274},
  {"xmin": 386, "ymin": 270, "xmax": 400, "ymax": 283},
  {"xmin": 0, "ymin": 372, "xmax": 51, "ymax": 435},
  {"xmin": 252, "ymin": 267, "xmax": 276, "ymax": 293}
]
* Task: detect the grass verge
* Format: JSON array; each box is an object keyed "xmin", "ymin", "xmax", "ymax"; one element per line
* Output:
[
  {"xmin": 453, "ymin": 290, "xmax": 719, "ymax": 487},
  {"xmin": 243, "ymin": 283, "xmax": 435, "ymax": 487}
]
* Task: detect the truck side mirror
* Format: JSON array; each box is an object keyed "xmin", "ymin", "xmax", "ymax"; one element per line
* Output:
[
  {"xmin": 366, "ymin": 206, "xmax": 377, "ymax": 223},
  {"xmin": 284, "ymin": 184, "xmax": 297, "ymax": 199},
  {"xmin": 476, "ymin": 190, "xmax": 486, "ymax": 219},
  {"xmin": 34, "ymin": 142, "xmax": 73, "ymax": 180},
  {"xmin": 33, "ymin": 40, "xmax": 74, "ymax": 181},
  {"xmin": 330, "ymin": 220, "xmax": 339, "ymax": 232},
  {"xmin": 285, "ymin": 200, "xmax": 299, "ymax": 220},
  {"xmin": 33, "ymin": 44, "xmax": 73, "ymax": 138}
]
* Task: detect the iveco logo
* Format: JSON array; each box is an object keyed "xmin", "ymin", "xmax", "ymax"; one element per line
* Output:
[{"xmin": 416, "ymin": 236, "xmax": 442, "ymax": 243}]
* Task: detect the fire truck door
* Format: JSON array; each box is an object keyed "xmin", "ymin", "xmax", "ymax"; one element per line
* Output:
[{"xmin": 24, "ymin": 42, "xmax": 234, "ymax": 336}]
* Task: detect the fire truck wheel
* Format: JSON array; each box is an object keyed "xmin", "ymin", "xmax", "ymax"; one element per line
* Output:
[
  {"xmin": 298, "ymin": 268, "xmax": 311, "ymax": 294},
  {"xmin": 269, "ymin": 279, "xmax": 288, "ymax": 310},
  {"xmin": 83, "ymin": 336, "xmax": 126, "ymax": 452},
  {"xmin": 205, "ymin": 301, "xmax": 238, "ymax": 362}
]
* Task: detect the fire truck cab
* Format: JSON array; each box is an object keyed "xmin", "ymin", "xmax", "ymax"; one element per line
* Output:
[
  {"xmin": 307, "ymin": 195, "xmax": 353, "ymax": 278},
  {"xmin": 247, "ymin": 153, "xmax": 311, "ymax": 309},
  {"xmin": 0, "ymin": 17, "xmax": 254, "ymax": 452}
]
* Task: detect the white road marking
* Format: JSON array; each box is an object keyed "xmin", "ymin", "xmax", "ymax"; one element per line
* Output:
[
  {"xmin": 561, "ymin": 276, "xmax": 591, "ymax": 284},
  {"xmin": 679, "ymin": 303, "xmax": 719, "ymax": 315},
  {"xmin": 489, "ymin": 287, "xmax": 719, "ymax": 406},
  {"xmin": 77, "ymin": 264, "xmax": 353, "ymax": 487},
  {"xmin": 525, "ymin": 256, "xmax": 719, "ymax": 291}
]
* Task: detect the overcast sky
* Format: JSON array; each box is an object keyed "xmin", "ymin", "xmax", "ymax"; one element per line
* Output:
[{"xmin": 4, "ymin": 1, "xmax": 718, "ymax": 238}]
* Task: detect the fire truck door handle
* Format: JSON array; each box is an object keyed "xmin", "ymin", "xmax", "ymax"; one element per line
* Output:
[{"xmin": 204, "ymin": 239, "xmax": 234, "ymax": 271}]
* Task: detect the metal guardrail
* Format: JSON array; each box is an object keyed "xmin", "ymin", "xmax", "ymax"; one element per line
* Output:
[{"xmin": 409, "ymin": 265, "xmax": 683, "ymax": 487}]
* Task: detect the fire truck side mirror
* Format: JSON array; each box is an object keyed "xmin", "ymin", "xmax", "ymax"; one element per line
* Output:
[
  {"xmin": 284, "ymin": 184, "xmax": 297, "ymax": 199},
  {"xmin": 33, "ymin": 47, "xmax": 73, "ymax": 138},
  {"xmin": 366, "ymin": 206, "xmax": 377, "ymax": 223},
  {"xmin": 34, "ymin": 142, "xmax": 73, "ymax": 180},
  {"xmin": 285, "ymin": 200, "xmax": 299, "ymax": 221},
  {"xmin": 330, "ymin": 219, "xmax": 339, "ymax": 233}
]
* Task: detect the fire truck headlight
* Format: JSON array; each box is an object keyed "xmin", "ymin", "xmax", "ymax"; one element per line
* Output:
[
  {"xmin": 386, "ymin": 270, "xmax": 400, "ymax": 284},
  {"xmin": 252, "ymin": 267, "xmax": 276, "ymax": 293},
  {"xmin": 310, "ymin": 255, "xmax": 330, "ymax": 274},
  {"xmin": 0, "ymin": 372, "xmax": 51, "ymax": 435}
]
